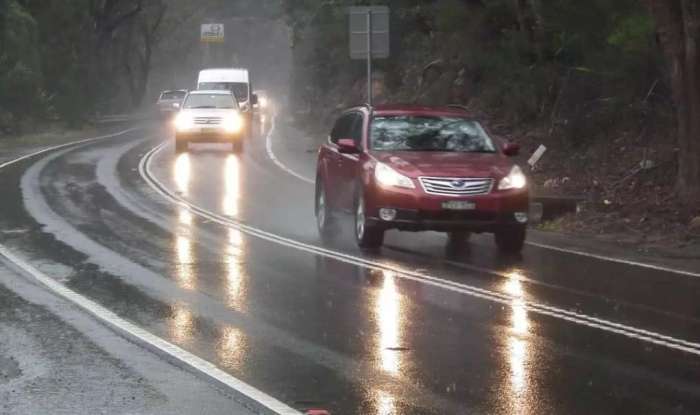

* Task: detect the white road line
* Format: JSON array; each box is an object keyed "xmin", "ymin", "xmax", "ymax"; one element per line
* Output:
[
  {"xmin": 262, "ymin": 119, "xmax": 700, "ymax": 279},
  {"xmin": 526, "ymin": 240, "xmax": 700, "ymax": 278},
  {"xmin": 264, "ymin": 116, "xmax": 315, "ymax": 184},
  {"xmin": 0, "ymin": 130, "xmax": 302, "ymax": 415},
  {"xmin": 142, "ymin": 142, "xmax": 700, "ymax": 357}
]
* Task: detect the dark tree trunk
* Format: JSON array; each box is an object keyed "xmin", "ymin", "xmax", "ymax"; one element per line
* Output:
[{"xmin": 648, "ymin": 0, "xmax": 700, "ymax": 205}]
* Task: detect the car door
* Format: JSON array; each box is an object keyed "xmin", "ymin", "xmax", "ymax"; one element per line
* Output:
[
  {"xmin": 337, "ymin": 112, "xmax": 364, "ymax": 209},
  {"xmin": 321, "ymin": 113, "xmax": 354, "ymax": 208}
]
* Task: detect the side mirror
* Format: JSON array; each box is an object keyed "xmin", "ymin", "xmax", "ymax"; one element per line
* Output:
[
  {"xmin": 337, "ymin": 138, "xmax": 360, "ymax": 154},
  {"xmin": 251, "ymin": 94, "xmax": 258, "ymax": 105},
  {"xmin": 503, "ymin": 142, "xmax": 520, "ymax": 157}
]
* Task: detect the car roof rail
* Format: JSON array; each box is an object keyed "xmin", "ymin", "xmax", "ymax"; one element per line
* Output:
[{"xmin": 446, "ymin": 104, "xmax": 469, "ymax": 112}]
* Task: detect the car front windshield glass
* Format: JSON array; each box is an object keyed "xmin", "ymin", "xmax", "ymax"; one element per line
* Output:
[
  {"xmin": 198, "ymin": 82, "xmax": 248, "ymax": 102},
  {"xmin": 370, "ymin": 115, "xmax": 496, "ymax": 153},
  {"xmin": 160, "ymin": 91, "xmax": 186, "ymax": 100},
  {"xmin": 183, "ymin": 94, "xmax": 236, "ymax": 109}
]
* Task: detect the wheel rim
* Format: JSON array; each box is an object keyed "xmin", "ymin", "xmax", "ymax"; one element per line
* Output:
[
  {"xmin": 356, "ymin": 196, "xmax": 365, "ymax": 239},
  {"xmin": 317, "ymin": 189, "xmax": 326, "ymax": 229}
]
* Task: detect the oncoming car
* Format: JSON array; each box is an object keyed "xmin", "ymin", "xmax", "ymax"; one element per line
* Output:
[
  {"xmin": 156, "ymin": 89, "xmax": 187, "ymax": 117},
  {"xmin": 315, "ymin": 104, "xmax": 529, "ymax": 253},
  {"xmin": 173, "ymin": 90, "xmax": 245, "ymax": 154}
]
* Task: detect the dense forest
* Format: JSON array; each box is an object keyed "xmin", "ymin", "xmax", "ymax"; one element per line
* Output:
[{"xmin": 1, "ymin": 0, "xmax": 699, "ymax": 212}]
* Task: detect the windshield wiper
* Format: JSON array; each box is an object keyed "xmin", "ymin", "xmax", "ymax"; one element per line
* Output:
[{"xmin": 190, "ymin": 105, "xmax": 216, "ymax": 109}]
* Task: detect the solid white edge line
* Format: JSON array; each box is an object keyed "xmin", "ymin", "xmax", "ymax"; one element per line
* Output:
[
  {"xmin": 526, "ymin": 240, "xmax": 700, "ymax": 278},
  {"xmin": 0, "ymin": 130, "xmax": 302, "ymax": 415},
  {"xmin": 262, "ymin": 119, "xmax": 700, "ymax": 279},
  {"xmin": 264, "ymin": 116, "xmax": 315, "ymax": 184},
  {"xmin": 143, "ymin": 142, "xmax": 700, "ymax": 357}
]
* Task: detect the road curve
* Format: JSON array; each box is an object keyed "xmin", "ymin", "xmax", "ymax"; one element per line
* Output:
[{"xmin": 1, "ymin": 119, "xmax": 699, "ymax": 414}]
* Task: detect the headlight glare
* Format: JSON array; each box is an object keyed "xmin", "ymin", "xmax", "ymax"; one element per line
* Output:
[
  {"xmin": 174, "ymin": 113, "xmax": 193, "ymax": 131},
  {"xmin": 375, "ymin": 162, "xmax": 415, "ymax": 189},
  {"xmin": 223, "ymin": 113, "xmax": 243, "ymax": 133},
  {"xmin": 498, "ymin": 165, "xmax": 527, "ymax": 190}
]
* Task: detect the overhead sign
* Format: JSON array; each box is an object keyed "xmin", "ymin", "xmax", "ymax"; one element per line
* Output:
[
  {"xmin": 201, "ymin": 23, "xmax": 224, "ymax": 43},
  {"xmin": 349, "ymin": 6, "xmax": 390, "ymax": 59}
]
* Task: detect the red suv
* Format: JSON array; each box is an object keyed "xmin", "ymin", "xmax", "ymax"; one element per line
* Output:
[{"xmin": 315, "ymin": 104, "xmax": 529, "ymax": 253}]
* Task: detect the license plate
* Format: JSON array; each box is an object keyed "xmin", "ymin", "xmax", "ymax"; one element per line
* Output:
[
  {"xmin": 442, "ymin": 200, "xmax": 476, "ymax": 210},
  {"xmin": 201, "ymin": 127, "xmax": 217, "ymax": 133}
]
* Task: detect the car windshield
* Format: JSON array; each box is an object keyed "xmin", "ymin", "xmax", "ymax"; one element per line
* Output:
[
  {"xmin": 198, "ymin": 82, "xmax": 248, "ymax": 103},
  {"xmin": 183, "ymin": 93, "xmax": 236, "ymax": 109},
  {"xmin": 160, "ymin": 91, "xmax": 186, "ymax": 100},
  {"xmin": 370, "ymin": 116, "xmax": 497, "ymax": 153}
]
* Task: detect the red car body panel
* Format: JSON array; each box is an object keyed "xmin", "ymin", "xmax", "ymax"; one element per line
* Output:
[{"xmin": 316, "ymin": 105, "xmax": 529, "ymax": 233}]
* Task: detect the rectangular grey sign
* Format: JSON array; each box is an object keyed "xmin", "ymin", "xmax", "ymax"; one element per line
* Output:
[{"xmin": 349, "ymin": 6, "xmax": 390, "ymax": 59}]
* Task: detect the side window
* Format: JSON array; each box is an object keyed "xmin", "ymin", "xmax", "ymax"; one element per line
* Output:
[{"xmin": 330, "ymin": 114, "xmax": 352, "ymax": 143}]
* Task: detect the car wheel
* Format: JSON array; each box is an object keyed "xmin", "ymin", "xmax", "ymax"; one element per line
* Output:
[
  {"xmin": 494, "ymin": 225, "xmax": 526, "ymax": 254},
  {"xmin": 315, "ymin": 178, "xmax": 336, "ymax": 240},
  {"xmin": 447, "ymin": 231, "xmax": 471, "ymax": 247},
  {"xmin": 355, "ymin": 192, "xmax": 384, "ymax": 249},
  {"xmin": 175, "ymin": 138, "xmax": 187, "ymax": 154}
]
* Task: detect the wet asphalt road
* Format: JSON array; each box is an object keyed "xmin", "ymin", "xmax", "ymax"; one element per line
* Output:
[{"xmin": 2, "ymin": 116, "xmax": 700, "ymax": 414}]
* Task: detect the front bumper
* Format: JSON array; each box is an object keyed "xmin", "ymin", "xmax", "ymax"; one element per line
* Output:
[
  {"xmin": 175, "ymin": 129, "xmax": 243, "ymax": 143},
  {"xmin": 364, "ymin": 184, "xmax": 529, "ymax": 232}
]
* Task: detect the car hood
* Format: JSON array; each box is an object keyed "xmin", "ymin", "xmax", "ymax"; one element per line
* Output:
[{"xmin": 369, "ymin": 150, "xmax": 513, "ymax": 178}]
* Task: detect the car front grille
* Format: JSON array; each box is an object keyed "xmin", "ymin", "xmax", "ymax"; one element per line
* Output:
[
  {"xmin": 194, "ymin": 117, "xmax": 223, "ymax": 125},
  {"xmin": 419, "ymin": 177, "xmax": 494, "ymax": 196}
]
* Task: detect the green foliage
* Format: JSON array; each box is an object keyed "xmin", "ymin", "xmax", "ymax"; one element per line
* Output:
[{"xmin": 608, "ymin": 14, "xmax": 655, "ymax": 54}]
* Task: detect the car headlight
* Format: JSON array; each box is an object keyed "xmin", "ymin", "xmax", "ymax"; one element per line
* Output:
[
  {"xmin": 259, "ymin": 97, "xmax": 268, "ymax": 108},
  {"xmin": 498, "ymin": 165, "xmax": 527, "ymax": 190},
  {"xmin": 222, "ymin": 113, "xmax": 243, "ymax": 133},
  {"xmin": 375, "ymin": 162, "xmax": 415, "ymax": 189},
  {"xmin": 174, "ymin": 113, "xmax": 193, "ymax": 131}
]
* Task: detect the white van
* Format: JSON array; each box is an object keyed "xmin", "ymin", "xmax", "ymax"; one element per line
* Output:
[
  {"xmin": 197, "ymin": 68, "xmax": 257, "ymax": 136},
  {"xmin": 197, "ymin": 68, "xmax": 256, "ymax": 111}
]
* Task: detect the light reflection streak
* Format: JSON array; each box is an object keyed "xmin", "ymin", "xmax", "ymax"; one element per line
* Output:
[
  {"xmin": 502, "ymin": 269, "xmax": 532, "ymax": 412},
  {"xmin": 376, "ymin": 390, "xmax": 396, "ymax": 415},
  {"xmin": 169, "ymin": 304, "xmax": 193, "ymax": 344},
  {"xmin": 369, "ymin": 269, "xmax": 405, "ymax": 415},
  {"xmin": 225, "ymin": 228, "xmax": 247, "ymax": 311},
  {"xmin": 376, "ymin": 271, "xmax": 402, "ymax": 375},
  {"xmin": 218, "ymin": 326, "xmax": 247, "ymax": 371},
  {"xmin": 173, "ymin": 154, "xmax": 195, "ymax": 290},
  {"xmin": 174, "ymin": 153, "xmax": 191, "ymax": 196},
  {"xmin": 222, "ymin": 155, "xmax": 240, "ymax": 217}
]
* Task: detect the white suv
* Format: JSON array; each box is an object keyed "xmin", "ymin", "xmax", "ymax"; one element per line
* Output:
[{"xmin": 173, "ymin": 90, "xmax": 245, "ymax": 154}]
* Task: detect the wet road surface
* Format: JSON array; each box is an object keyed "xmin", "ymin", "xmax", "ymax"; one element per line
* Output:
[{"xmin": 1, "ymin": 117, "xmax": 700, "ymax": 414}]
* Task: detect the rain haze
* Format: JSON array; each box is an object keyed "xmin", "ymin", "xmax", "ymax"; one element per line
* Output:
[{"xmin": 1, "ymin": 1, "xmax": 700, "ymax": 414}]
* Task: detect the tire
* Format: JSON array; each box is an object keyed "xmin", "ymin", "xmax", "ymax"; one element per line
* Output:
[
  {"xmin": 354, "ymin": 192, "xmax": 384, "ymax": 249},
  {"xmin": 315, "ymin": 178, "xmax": 336, "ymax": 240},
  {"xmin": 175, "ymin": 138, "xmax": 187, "ymax": 154},
  {"xmin": 447, "ymin": 231, "xmax": 471, "ymax": 247},
  {"xmin": 494, "ymin": 225, "xmax": 526, "ymax": 254}
]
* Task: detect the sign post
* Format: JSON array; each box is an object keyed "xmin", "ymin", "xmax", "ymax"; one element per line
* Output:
[{"xmin": 349, "ymin": 6, "xmax": 389, "ymax": 107}]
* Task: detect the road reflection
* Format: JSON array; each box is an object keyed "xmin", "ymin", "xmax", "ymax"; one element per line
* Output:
[
  {"xmin": 376, "ymin": 270, "xmax": 403, "ymax": 374},
  {"xmin": 174, "ymin": 153, "xmax": 190, "ymax": 196},
  {"xmin": 369, "ymin": 269, "xmax": 406, "ymax": 415},
  {"xmin": 169, "ymin": 303, "xmax": 194, "ymax": 344},
  {"xmin": 173, "ymin": 153, "xmax": 196, "ymax": 291},
  {"xmin": 375, "ymin": 390, "xmax": 396, "ymax": 415},
  {"xmin": 218, "ymin": 325, "xmax": 248, "ymax": 372},
  {"xmin": 502, "ymin": 269, "xmax": 532, "ymax": 413},
  {"xmin": 223, "ymin": 155, "xmax": 240, "ymax": 217}
]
